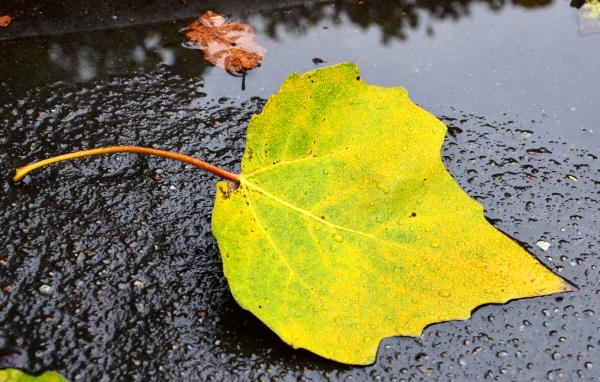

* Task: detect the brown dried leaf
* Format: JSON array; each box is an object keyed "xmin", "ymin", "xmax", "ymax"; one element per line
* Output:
[
  {"xmin": 184, "ymin": 11, "xmax": 266, "ymax": 72},
  {"xmin": 0, "ymin": 15, "xmax": 12, "ymax": 27}
]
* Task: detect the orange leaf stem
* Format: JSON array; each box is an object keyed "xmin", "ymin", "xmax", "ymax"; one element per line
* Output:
[{"xmin": 13, "ymin": 146, "xmax": 240, "ymax": 183}]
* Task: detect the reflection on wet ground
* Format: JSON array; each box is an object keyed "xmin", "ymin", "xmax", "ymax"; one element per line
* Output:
[
  {"xmin": 1, "ymin": 0, "xmax": 598, "ymax": 150},
  {"xmin": 0, "ymin": 0, "xmax": 599, "ymax": 380}
]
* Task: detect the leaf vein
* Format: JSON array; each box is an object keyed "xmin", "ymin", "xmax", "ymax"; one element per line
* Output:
[{"xmin": 243, "ymin": 186, "xmax": 316, "ymax": 296}]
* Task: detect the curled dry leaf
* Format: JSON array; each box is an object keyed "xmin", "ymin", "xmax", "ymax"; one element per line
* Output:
[
  {"xmin": 184, "ymin": 11, "xmax": 266, "ymax": 72},
  {"xmin": 0, "ymin": 15, "xmax": 12, "ymax": 27}
]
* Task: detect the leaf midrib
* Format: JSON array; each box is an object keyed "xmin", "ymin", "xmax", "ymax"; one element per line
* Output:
[{"xmin": 240, "ymin": 178, "xmax": 392, "ymax": 244}]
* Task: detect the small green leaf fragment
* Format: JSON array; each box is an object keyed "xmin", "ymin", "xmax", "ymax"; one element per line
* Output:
[
  {"xmin": 578, "ymin": 0, "xmax": 600, "ymax": 35},
  {"xmin": 0, "ymin": 369, "xmax": 67, "ymax": 382}
]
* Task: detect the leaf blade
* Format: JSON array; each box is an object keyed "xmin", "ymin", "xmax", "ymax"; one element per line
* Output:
[{"xmin": 212, "ymin": 63, "xmax": 571, "ymax": 364}]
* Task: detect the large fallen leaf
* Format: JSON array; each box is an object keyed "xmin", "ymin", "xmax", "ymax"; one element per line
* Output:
[
  {"xmin": 211, "ymin": 63, "xmax": 572, "ymax": 365},
  {"xmin": 183, "ymin": 11, "xmax": 266, "ymax": 72},
  {"xmin": 0, "ymin": 369, "xmax": 66, "ymax": 382}
]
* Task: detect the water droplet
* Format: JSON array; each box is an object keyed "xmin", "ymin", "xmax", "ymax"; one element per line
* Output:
[
  {"xmin": 536, "ymin": 240, "xmax": 551, "ymax": 251},
  {"xmin": 332, "ymin": 233, "xmax": 343, "ymax": 243},
  {"xmin": 542, "ymin": 308, "xmax": 550, "ymax": 317},
  {"xmin": 322, "ymin": 168, "xmax": 329, "ymax": 175},
  {"xmin": 375, "ymin": 215, "xmax": 384, "ymax": 223},
  {"xmin": 430, "ymin": 242, "xmax": 440, "ymax": 249},
  {"xmin": 438, "ymin": 289, "xmax": 450, "ymax": 298}
]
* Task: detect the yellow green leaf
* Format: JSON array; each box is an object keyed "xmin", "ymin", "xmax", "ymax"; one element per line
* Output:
[
  {"xmin": 211, "ymin": 63, "xmax": 572, "ymax": 365},
  {"xmin": 0, "ymin": 369, "xmax": 67, "ymax": 382}
]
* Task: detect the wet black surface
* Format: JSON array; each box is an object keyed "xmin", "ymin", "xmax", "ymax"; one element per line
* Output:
[{"xmin": 1, "ymin": 0, "xmax": 599, "ymax": 381}]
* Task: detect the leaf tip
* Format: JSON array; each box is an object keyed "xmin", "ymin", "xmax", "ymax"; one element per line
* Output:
[
  {"xmin": 561, "ymin": 279, "xmax": 578, "ymax": 293},
  {"xmin": 292, "ymin": 62, "xmax": 361, "ymax": 85}
]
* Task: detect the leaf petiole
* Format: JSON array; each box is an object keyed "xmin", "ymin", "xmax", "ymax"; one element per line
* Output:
[{"xmin": 13, "ymin": 145, "xmax": 240, "ymax": 183}]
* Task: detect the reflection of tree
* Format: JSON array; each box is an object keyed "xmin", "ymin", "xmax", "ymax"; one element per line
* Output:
[
  {"xmin": 256, "ymin": 0, "xmax": 554, "ymax": 43},
  {"xmin": 0, "ymin": 0, "xmax": 556, "ymax": 100},
  {"xmin": 0, "ymin": 24, "xmax": 211, "ymax": 103}
]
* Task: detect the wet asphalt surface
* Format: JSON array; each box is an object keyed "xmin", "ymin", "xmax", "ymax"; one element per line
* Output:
[{"xmin": 0, "ymin": 0, "xmax": 599, "ymax": 381}]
